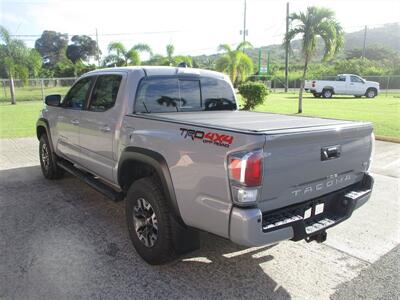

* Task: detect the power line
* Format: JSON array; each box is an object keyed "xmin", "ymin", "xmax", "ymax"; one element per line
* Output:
[{"xmin": 9, "ymin": 30, "xmax": 184, "ymax": 38}]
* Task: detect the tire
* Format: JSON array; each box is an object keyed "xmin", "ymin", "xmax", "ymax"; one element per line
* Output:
[
  {"xmin": 366, "ymin": 88, "xmax": 377, "ymax": 98},
  {"xmin": 126, "ymin": 177, "xmax": 178, "ymax": 265},
  {"xmin": 39, "ymin": 134, "xmax": 64, "ymax": 179},
  {"xmin": 322, "ymin": 89, "xmax": 333, "ymax": 99},
  {"xmin": 313, "ymin": 93, "xmax": 321, "ymax": 98}
]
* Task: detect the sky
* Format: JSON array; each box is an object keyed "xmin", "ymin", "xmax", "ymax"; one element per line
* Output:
[{"xmin": 1, "ymin": 0, "xmax": 399, "ymax": 60}]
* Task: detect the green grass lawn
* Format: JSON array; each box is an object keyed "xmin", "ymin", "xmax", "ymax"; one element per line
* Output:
[
  {"xmin": 0, "ymin": 86, "xmax": 71, "ymax": 103},
  {"xmin": 0, "ymin": 92, "xmax": 399, "ymax": 139},
  {"xmin": 251, "ymin": 92, "xmax": 400, "ymax": 138},
  {"xmin": 0, "ymin": 101, "xmax": 44, "ymax": 138}
]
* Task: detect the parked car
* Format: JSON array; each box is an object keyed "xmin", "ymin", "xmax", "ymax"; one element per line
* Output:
[
  {"xmin": 305, "ymin": 74, "xmax": 380, "ymax": 98},
  {"xmin": 37, "ymin": 67, "xmax": 374, "ymax": 264}
]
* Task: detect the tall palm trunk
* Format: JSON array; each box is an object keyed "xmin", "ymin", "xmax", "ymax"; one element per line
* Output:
[
  {"xmin": 9, "ymin": 75, "xmax": 16, "ymax": 105},
  {"xmin": 298, "ymin": 55, "xmax": 309, "ymax": 113}
]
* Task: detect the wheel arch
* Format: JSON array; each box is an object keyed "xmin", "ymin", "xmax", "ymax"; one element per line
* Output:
[
  {"xmin": 322, "ymin": 86, "xmax": 334, "ymax": 93},
  {"xmin": 36, "ymin": 118, "xmax": 55, "ymax": 154},
  {"xmin": 366, "ymin": 87, "xmax": 378, "ymax": 94},
  {"xmin": 118, "ymin": 147, "xmax": 183, "ymax": 225}
]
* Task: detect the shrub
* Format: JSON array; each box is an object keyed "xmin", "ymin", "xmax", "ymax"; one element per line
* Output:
[{"xmin": 238, "ymin": 82, "xmax": 269, "ymax": 110}]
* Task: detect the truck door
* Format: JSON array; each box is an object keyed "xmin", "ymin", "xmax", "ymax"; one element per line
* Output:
[
  {"xmin": 334, "ymin": 75, "xmax": 346, "ymax": 94},
  {"xmin": 349, "ymin": 75, "xmax": 365, "ymax": 95},
  {"xmin": 54, "ymin": 76, "xmax": 93, "ymax": 164},
  {"xmin": 78, "ymin": 74, "xmax": 123, "ymax": 182}
]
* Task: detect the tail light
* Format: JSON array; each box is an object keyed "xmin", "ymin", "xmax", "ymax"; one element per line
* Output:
[
  {"xmin": 312, "ymin": 81, "xmax": 316, "ymax": 88},
  {"xmin": 228, "ymin": 149, "xmax": 263, "ymax": 206}
]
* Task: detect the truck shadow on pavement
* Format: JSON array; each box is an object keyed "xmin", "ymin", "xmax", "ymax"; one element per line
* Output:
[{"xmin": 0, "ymin": 165, "xmax": 291, "ymax": 299}]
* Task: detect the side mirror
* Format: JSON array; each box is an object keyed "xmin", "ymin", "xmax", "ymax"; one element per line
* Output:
[{"xmin": 45, "ymin": 94, "xmax": 61, "ymax": 106}]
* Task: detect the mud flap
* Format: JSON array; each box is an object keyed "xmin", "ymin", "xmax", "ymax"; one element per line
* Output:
[{"xmin": 170, "ymin": 216, "xmax": 200, "ymax": 254}]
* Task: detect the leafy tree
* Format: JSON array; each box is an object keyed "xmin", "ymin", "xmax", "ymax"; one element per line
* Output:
[
  {"xmin": 144, "ymin": 44, "xmax": 193, "ymax": 67},
  {"xmin": 66, "ymin": 35, "xmax": 98, "ymax": 63},
  {"xmin": 66, "ymin": 35, "xmax": 99, "ymax": 76},
  {"xmin": 284, "ymin": 6, "xmax": 343, "ymax": 113},
  {"xmin": 215, "ymin": 42, "xmax": 254, "ymax": 86},
  {"xmin": 35, "ymin": 30, "xmax": 68, "ymax": 67},
  {"xmin": 334, "ymin": 58, "xmax": 388, "ymax": 76},
  {"xmin": 103, "ymin": 42, "xmax": 152, "ymax": 67},
  {"xmin": 27, "ymin": 49, "xmax": 43, "ymax": 77},
  {"xmin": 346, "ymin": 45, "xmax": 397, "ymax": 61},
  {"xmin": 200, "ymin": 57, "xmax": 216, "ymax": 70},
  {"xmin": 146, "ymin": 54, "xmax": 167, "ymax": 66},
  {"xmin": 0, "ymin": 26, "xmax": 42, "ymax": 104}
]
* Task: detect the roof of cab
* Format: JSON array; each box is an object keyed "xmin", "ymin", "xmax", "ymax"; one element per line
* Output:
[{"xmin": 85, "ymin": 66, "xmax": 227, "ymax": 80}]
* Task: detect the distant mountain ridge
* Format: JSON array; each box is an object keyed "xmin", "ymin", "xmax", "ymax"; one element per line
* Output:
[{"xmin": 193, "ymin": 23, "xmax": 400, "ymax": 66}]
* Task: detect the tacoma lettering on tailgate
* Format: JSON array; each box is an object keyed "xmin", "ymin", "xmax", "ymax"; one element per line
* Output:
[{"xmin": 180, "ymin": 128, "xmax": 234, "ymax": 148}]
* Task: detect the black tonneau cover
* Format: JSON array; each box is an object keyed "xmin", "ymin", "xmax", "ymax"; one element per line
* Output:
[{"xmin": 148, "ymin": 111, "xmax": 369, "ymax": 134}]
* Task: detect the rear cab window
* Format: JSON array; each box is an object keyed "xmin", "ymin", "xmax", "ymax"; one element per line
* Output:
[{"xmin": 135, "ymin": 76, "xmax": 236, "ymax": 113}]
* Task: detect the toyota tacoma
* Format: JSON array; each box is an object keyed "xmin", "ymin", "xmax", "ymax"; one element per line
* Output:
[{"xmin": 37, "ymin": 66, "xmax": 374, "ymax": 264}]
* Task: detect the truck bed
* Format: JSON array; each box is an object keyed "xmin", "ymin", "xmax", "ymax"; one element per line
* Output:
[{"xmin": 149, "ymin": 111, "xmax": 368, "ymax": 134}]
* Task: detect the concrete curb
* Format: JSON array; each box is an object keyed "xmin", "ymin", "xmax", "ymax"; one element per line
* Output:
[{"xmin": 375, "ymin": 136, "xmax": 400, "ymax": 144}]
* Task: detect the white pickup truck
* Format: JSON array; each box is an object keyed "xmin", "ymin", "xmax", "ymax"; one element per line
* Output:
[{"xmin": 305, "ymin": 74, "xmax": 379, "ymax": 98}]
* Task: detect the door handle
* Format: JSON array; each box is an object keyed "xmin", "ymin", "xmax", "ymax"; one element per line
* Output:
[
  {"xmin": 100, "ymin": 125, "xmax": 111, "ymax": 133},
  {"xmin": 71, "ymin": 119, "xmax": 80, "ymax": 125}
]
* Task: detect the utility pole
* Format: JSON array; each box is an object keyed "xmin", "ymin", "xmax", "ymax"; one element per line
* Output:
[
  {"xmin": 240, "ymin": 0, "xmax": 248, "ymax": 52},
  {"xmin": 362, "ymin": 25, "xmax": 367, "ymax": 60},
  {"xmin": 284, "ymin": 2, "xmax": 289, "ymax": 92},
  {"xmin": 243, "ymin": 0, "xmax": 247, "ymax": 45},
  {"xmin": 95, "ymin": 28, "xmax": 101, "ymax": 67}
]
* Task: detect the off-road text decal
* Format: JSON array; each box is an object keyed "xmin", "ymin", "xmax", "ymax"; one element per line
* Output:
[{"xmin": 180, "ymin": 128, "xmax": 234, "ymax": 148}]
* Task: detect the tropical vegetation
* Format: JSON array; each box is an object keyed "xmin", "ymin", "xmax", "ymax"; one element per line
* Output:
[
  {"xmin": 238, "ymin": 81, "xmax": 269, "ymax": 110},
  {"xmin": 215, "ymin": 42, "xmax": 254, "ymax": 86},
  {"xmin": 0, "ymin": 26, "xmax": 42, "ymax": 104},
  {"xmin": 284, "ymin": 6, "xmax": 344, "ymax": 113}
]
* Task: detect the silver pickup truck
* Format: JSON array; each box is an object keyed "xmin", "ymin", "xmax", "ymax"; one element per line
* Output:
[{"xmin": 37, "ymin": 66, "xmax": 374, "ymax": 265}]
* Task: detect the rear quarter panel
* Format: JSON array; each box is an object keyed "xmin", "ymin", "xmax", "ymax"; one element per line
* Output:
[{"xmin": 119, "ymin": 115, "xmax": 265, "ymax": 238}]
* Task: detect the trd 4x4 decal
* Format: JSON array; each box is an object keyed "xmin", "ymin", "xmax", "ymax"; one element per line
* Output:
[{"xmin": 180, "ymin": 128, "xmax": 234, "ymax": 148}]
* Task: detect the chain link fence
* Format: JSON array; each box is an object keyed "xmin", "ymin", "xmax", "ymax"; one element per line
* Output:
[
  {"xmin": 0, "ymin": 78, "xmax": 76, "ymax": 103},
  {"xmin": 250, "ymin": 75, "xmax": 400, "ymax": 95},
  {"xmin": 1, "ymin": 75, "xmax": 399, "ymax": 103}
]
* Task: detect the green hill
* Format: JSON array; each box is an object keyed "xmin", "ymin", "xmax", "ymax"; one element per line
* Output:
[{"xmin": 193, "ymin": 23, "xmax": 400, "ymax": 67}]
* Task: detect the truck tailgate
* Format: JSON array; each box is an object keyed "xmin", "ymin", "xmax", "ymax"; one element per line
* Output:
[{"xmin": 259, "ymin": 123, "xmax": 373, "ymax": 212}]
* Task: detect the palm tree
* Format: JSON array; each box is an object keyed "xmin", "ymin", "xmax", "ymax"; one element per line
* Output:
[
  {"xmin": 215, "ymin": 42, "xmax": 254, "ymax": 86},
  {"xmin": 104, "ymin": 42, "xmax": 152, "ymax": 67},
  {"xmin": 0, "ymin": 26, "xmax": 41, "ymax": 104},
  {"xmin": 284, "ymin": 6, "xmax": 344, "ymax": 113},
  {"xmin": 166, "ymin": 44, "xmax": 175, "ymax": 66}
]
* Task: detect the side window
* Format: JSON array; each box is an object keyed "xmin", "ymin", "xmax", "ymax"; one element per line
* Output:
[
  {"xmin": 336, "ymin": 76, "xmax": 346, "ymax": 82},
  {"xmin": 351, "ymin": 76, "xmax": 363, "ymax": 83},
  {"xmin": 201, "ymin": 77, "xmax": 236, "ymax": 111},
  {"xmin": 89, "ymin": 75, "xmax": 122, "ymax": 112},
  {"xmin": 61, "ymin": 77, "xmax": 92, "ymax": 109},
  {"xmin": 179, "ymin": 80, "xmax": 201, "ymax": 110},
  {"xmin": 136, "ymin": 78, "xmax": 179, "ymax": 113}
]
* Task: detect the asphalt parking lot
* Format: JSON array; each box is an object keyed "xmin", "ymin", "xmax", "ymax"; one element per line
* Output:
[{"xmin": 0, "ymin": 138, "xmax": 399, "ymax": 299}]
